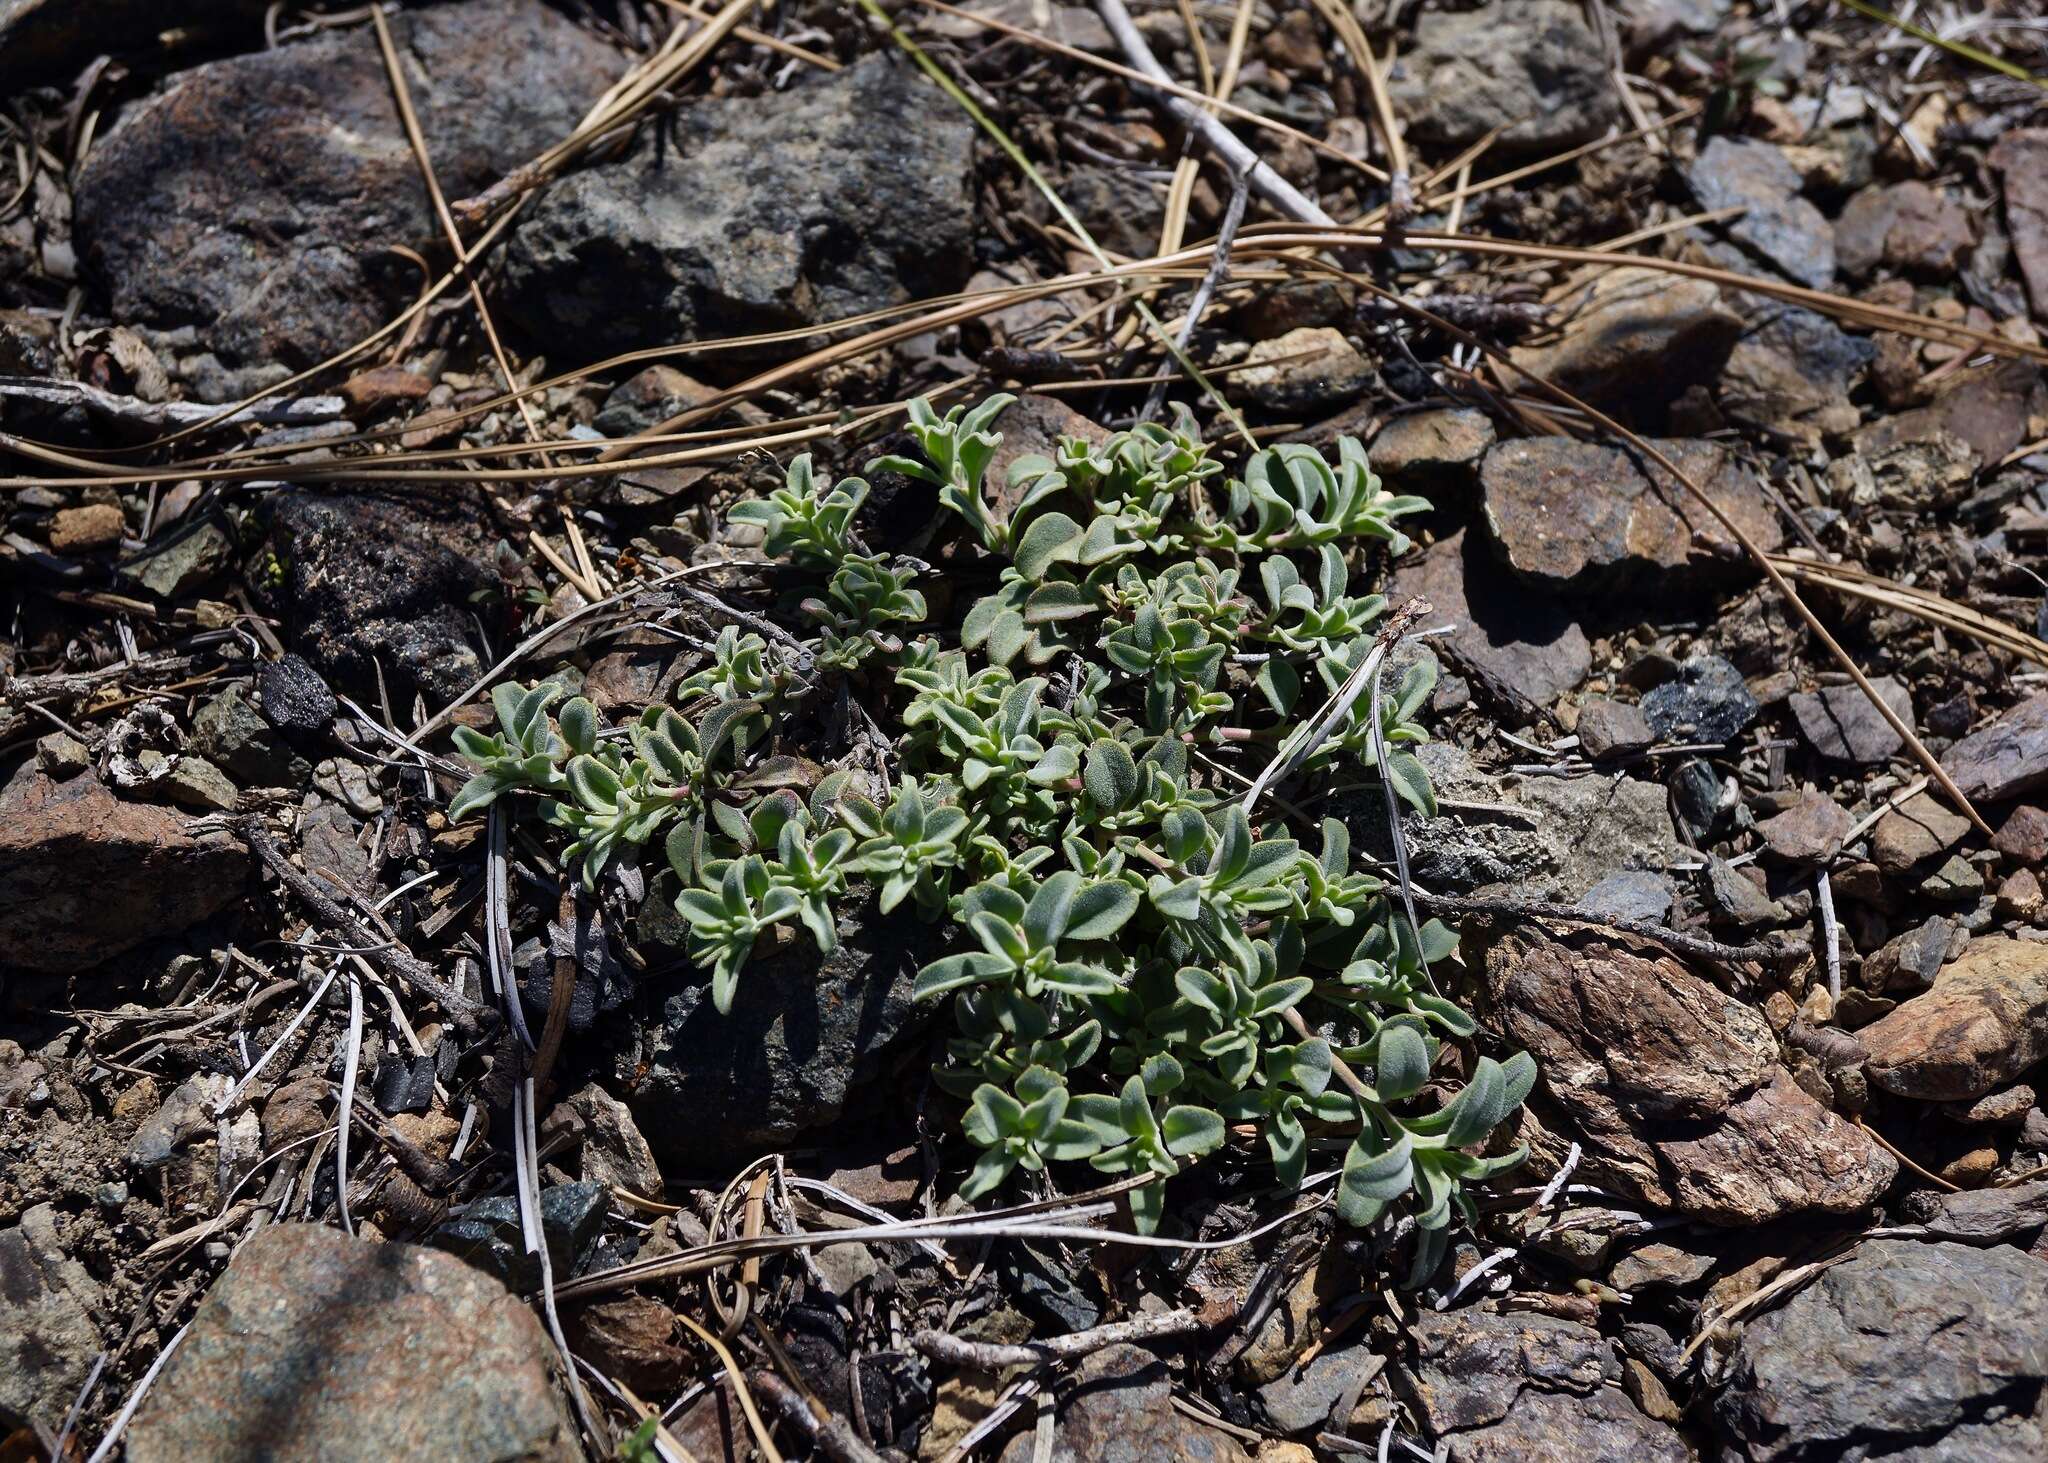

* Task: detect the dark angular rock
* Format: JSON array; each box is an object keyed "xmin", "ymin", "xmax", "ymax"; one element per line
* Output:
[
  {"xmin": 1387, "ymin": 528, "xmax": 1589, "ymax": 723},
  {"xmin": 266, "ymin": 489, "xmax": 499, "ymax": 705},
  {"xmin": 1717, "ymin": 304, "xmax": 1875, "ymax": 445},
  {"xmin": 1479, "ymin": 438, "xmax": 1781, "ymax": 595},
  {"xmin": 1791, "ymin": 677, "xmax": 1913, "ymax": 765},
  {"xmin": 996, "ymin": 1344, "xmax": 1248, "ymax": 1462},
  {"xmin": 501, "ymin": 56, "xmax": 975, "ymax": 364},
  {"xmin": 1396, "ymin": 1309, "xmax": 1690, "ymax": 1461},
  {"xmin": 1509, "ymin": 266, "xmax": 1742, "ymax": 414},
  {"xmin": 432, "ymin": 1181, "xmax": 609, "ymax": 1292},
  {"xmin": 189, "ymin": 686, "xmax": 306, "ymax": 787},
  {"xmin": 1060, "ymin": 162, "xmax": 1167, "ymax": 259},
  {"xmin": 1714, "ymin": 1238, "xmax": 2048, "ymax": 1462},
  {"xmin": 1670, "ymin": 757, "xmax": 1724, "ymax": 835},
  {"xmin": 1386, "ymin": 1, "xmax": 1617, "ymax": 155},
  {"xmin": 1689, "ymin": 137, "xmax": 1836, "ymax": 289},
  {"xmin": 127, "ymin": 1224, "xmax": 578, "ymax": 1463},
  {"xmin": 1256, "ymin": 1347, "xmax": 1385, "ymax": 1435},
  {"xmin": 1943, "ymin": 693, "xmax": 2048, "ymax": 802},
  {"xmin": 1902, "ymin": 1178, "xmax": 2048, "ymax": 1243},
  {"xmin": 72, "ymin": 0, "xmax": 624, "ymax": 399},
  {"xmin": 257, "ymin": 652, "xmax": 336, "ymax": 736},
  {"xmin": 1642, "ymin": 654, "xmax": 1759, "ymax": 744},
  {"xmin": 0, "ymin": 763, "xmax": 246, "ymax": 974},
  {"xmin": 1864, "ymin": 916, "xmax": 1961, "ymax": 995},
  {"xmin": 623, "ymin": 897, "xmax": 939, "ymax": 1165},
  {"xmin": 1442, "ymin": 1386, "xmax": 1692, "ymax": 1462}
]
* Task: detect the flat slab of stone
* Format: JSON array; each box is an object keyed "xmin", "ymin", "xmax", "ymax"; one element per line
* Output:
[{"xmin": 128, "ymin": 1224, "xmax": 579, "ymax": 1463}]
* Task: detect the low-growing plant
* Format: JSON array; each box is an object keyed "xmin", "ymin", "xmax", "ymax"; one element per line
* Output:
[{"xmin": 448, "ymin": 394, "xmax": 1534, "ymax": 1275}]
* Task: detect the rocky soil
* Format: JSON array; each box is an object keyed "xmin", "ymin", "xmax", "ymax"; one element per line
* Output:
[{"xmin": 4, "ymin": 1, "xmax": 2048, "ymax": 1461}]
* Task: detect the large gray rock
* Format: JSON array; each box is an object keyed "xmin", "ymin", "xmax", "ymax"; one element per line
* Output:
[
  {"xmin": 1482, "ymin": 927, "xmax": 1895, "ymax": 1223},
  {"xmin": 0, "ymin": 1204, "xmax": 106, "ymax": 1435},
  {"xmin": 0, "ymin": 763, "xmax": 246, "ymax": 973},
  {"xmin": 1380, "ymin": 743, "xmax": 1681, "ymax": 902},
  {"xmin": 1386, "ymin": 1, "xmax": 1618, "ymax": 155},
  {"xmin": 1395, "ymin": 1309, "xmax": 1690, "ymax": 1462},
  {"xmin": 622, "ymin": 896, "xmax": 939, "ymax": 1165},
  {"xmin": 73, "ymin": 0, "xmax": 624, "ymax": 399},
  {"xmin": 1715, "ymin": 1239, "xmax": 2048, "ymax": 1461},
  {"xmin": 128, "ymin": 1224, "xmax": 578, "ymax": 1463},
  {"xmin": 502, "ymin": 56, "xmax": 976, "ymax": 364}
]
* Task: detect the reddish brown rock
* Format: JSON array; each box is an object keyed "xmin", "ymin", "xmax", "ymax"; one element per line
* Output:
[
  {"xmin": 1859, "ymin": 938, "xmax": 2048, "ymax": 1100},
  {"xmin": 1368, "ymin": 407, "xmax": 1496, "ymax": 492},
  {"xmin": 1994, "ymin": 803, "xmax": 2048, "ymax": 863},
  {"xmin": 0, "ymin": 764, "xmax": 246, "ymax": 973},
  {"xmin": 1479, "ymin": 437, "xmax": 1782, "ymax": 595},
  {"xmin": 1836, "ymin": 181, "xmax": 1977, "ymax": 278},
  {"xmin": 1577, "ymin": 699, "xmax": 1655, "ymax": 762},
  {"xmin": 1387, "ymin": 528, "xmax": 1590, "ymax": 723},
  {"xmin": 1998, "ymin": 867, "xmax": 2044, "ymax": 922},
  {"xmin": 337, "ymin": 365, "xmax": 434, "ymax": 416},
  {"xmin": 1659, "ymin": 1071, "xmax": 1896, "ymax": 1226},
  {"xmin": 1871, "ymin": 790, "xmax": 1972, "ymax": 873},
  {"xmin": 1758, "ymin": 791, "xmax": 1853, "ymax": 864},
  {"xmin": 47, "ymin": 503, "xmax": 125, "ymax": 554},
  {"xmin": 1483, "ymin": 927, "xmax": 1894, "ymax": 1222},
  {"xmin": 1508, "ymin": 267, "xmax": 1741, "ymax": 412}
]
